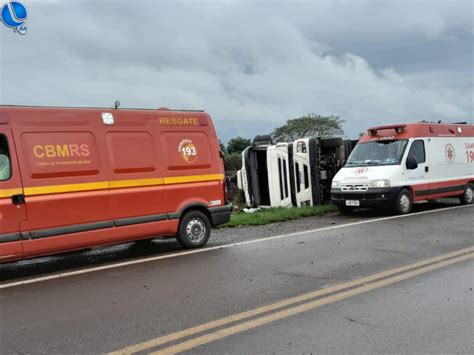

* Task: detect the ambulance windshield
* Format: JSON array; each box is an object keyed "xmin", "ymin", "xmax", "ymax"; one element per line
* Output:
[{"xmin": 346, "ymin": 140, "xmax": 408, "ymax": 167}]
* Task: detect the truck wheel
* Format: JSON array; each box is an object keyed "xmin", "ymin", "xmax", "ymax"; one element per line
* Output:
[
  {"xmin": 177, "ymin": 210, "xmax": 211, "ymax": 248},
  {"xmin": 459, "ymin": 183, "xmax": 473, "ymax": 205},
  {"xmin": 321, "ymin": 137, "xmax": 343, "ymax": 149},
  {"xmin": 337, "ymin": 205, "xmax": 355, "ymax": 214},
  {"xmin": 394, "ymin": 188, "xmax": 412, "ymax": 214}
]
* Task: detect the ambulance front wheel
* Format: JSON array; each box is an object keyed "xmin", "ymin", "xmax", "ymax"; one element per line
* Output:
[
  {"xmin": 394, "ymin": 188, "xmax": 412, "ymax": 214},
  {"xmin": 459, "ymin": 183, "xmax": 473, "ymax": 205},
  {"xmin": 177, "ymin": 210, "xmax": 211, "ymax": 248}
]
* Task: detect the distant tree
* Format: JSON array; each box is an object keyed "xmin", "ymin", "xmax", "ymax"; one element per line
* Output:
[
  {"xmin": 219, "ymin": 140, "xmax": 226, "ymax": 153},
  {"xmin": 272, "ymin": 114, "xmax": 345, "ymax": 142},
  {"xmin": 224, "ymin": 152, "xmax": 242, "ymax": 172},
  {"xmin": 226, "ymin": 136, "xmax": 252, "ymax": 154}
]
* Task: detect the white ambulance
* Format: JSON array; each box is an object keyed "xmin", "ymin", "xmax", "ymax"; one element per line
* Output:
[{"xmin": 331, "ymin": 123, "xmax": 474, "ymax": 214}]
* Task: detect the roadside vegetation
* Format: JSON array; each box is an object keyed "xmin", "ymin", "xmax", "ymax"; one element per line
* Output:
[{"xmin": 221, "ymin": 204, "xmax": 337, "ymax": 228}]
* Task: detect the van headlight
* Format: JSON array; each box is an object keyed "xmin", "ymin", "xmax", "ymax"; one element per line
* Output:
[
  {"xmin": 331, "ymin": 180, "xmax": 341, "ymax": 189},
  {"xmin": 369, "ymin": 179, "xmax": 390, "ymax": 188}
]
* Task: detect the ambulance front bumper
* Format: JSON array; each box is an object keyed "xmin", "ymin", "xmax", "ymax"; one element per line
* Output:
[{"xmin": 330, "ymin": 187, "xmax": 401, "ymax": 208}]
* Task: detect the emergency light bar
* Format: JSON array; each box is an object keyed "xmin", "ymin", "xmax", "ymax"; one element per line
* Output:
[{"xmin": 367, "ymin": 124, "xmax": 407, "ymax": 136}]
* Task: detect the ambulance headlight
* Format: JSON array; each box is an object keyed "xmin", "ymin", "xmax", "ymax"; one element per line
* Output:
[
  {"xmin": 331, "ymin": 180, "xmax": 341, "ymax": 189},
  {"xmin": 369, "ymin": 179, "xmax": 390, "ymax": 188}
]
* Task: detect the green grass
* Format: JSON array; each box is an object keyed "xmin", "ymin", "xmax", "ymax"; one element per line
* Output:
[{"xmin": 221, "ymin": 204, "xmax": 337, "ymax": 228}]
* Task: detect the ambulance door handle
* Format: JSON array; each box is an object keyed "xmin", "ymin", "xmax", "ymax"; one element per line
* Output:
[
  {"xmin": 425, "ymin": 166, "xmax": 429, "ymax": 173},
  {"xmin": 12, "ymin": 194, "xmax": 25, "ymax": 205}
]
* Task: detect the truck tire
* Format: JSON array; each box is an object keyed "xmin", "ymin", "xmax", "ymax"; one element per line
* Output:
[
  {"xmin": 459, "ymin": 183, "xmax": 473, "ymax": 205},
  {"xmin": 176, "ymin": 210, "xmax": 211, "ymax": 248},
  {"xmin": 321, "ymin": 137, "xmax": 343, "ymax": 149},
  {"xmin": 393, "ymin": 188, "xmax": 412, "ymax": 214},
  {"xmin": 337, "ymin": 205, "xmax": 355, "ymax": 214}
]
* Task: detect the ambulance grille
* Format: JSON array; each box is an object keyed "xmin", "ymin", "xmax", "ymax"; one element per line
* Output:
[{"xmin": 341, "ymin": 184, "xmax": 369, "ymax": 192}]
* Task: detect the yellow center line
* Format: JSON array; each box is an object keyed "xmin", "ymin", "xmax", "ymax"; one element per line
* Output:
[
  {"xmin": 109, "ymin": 246, "xmax": 474, "ymax": 355},
  {"xmin": 152, "ymin": 252, "xmax": 474, "ymax": 355}
]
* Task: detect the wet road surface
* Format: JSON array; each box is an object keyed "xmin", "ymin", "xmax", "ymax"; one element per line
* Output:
[{"xmin": 0, "ymin": 201, "xmax": 473, "ymax": 354}]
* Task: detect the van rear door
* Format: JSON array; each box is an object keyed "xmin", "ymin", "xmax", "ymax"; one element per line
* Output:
[{"xmin": 0, "ymin": 128, "xmax": 27, "ymax": 261}]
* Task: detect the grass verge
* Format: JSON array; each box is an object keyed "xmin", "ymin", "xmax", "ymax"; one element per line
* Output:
[{"xmin": 221, "ymin": 204, "xmax": 337, "ymax": 228}]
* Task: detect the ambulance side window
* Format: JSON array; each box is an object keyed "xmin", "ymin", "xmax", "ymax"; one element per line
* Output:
[
  {"xmin": 408, "ymin": 140, "xmax": 425, "ymax": 164},
  {"xmin": 0, "ymin": 135, "xmax": 11, "ymax": 181}
]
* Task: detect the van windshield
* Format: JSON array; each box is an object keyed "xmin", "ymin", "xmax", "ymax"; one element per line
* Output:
[{"xmin": 346, "ymin": 140, "xmax": 408, "ymax": 167}]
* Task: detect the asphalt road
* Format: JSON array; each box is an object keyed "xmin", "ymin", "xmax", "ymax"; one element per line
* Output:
[{"xmin": 0, "ymin": 202, "xmax": 473, "ymax": 354}]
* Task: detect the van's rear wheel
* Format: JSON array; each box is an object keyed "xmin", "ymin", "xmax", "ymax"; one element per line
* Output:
[
  {"xmin": 177, "ymin": 210, "xmax": 211, "ymax": 248},
  {"xmin": 459, "ymin": 183, "xmax": 473, "ymax": 205},
  {"xmin": 394, "ymin": 188, "xmax": 412, "ymax": 214}
]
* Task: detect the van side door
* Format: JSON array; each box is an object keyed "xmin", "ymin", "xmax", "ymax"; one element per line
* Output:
[
  {"xmin": 15, "ymin": 121, "xmax": 113, "ymax": 257},
  {"xmin": 0, "ymin": 129, "xmax": 27, "ymax": 261}
]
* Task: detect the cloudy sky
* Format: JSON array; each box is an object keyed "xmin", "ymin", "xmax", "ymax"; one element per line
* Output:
[{"xmin": 0, "ymin": 0, "xmax": 472, "ymax": 141}]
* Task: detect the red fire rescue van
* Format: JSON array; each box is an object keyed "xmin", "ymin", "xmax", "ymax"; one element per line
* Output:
[
  {"xmin": 0, "ymin": 106, "xmax": 231, "ymax": 263},
  {"xmin": 331, "ymin": 122, "xmax": 474, "ymax": 214}
]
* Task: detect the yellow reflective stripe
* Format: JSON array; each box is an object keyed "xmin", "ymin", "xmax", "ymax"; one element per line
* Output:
[
  {"xmin": 109, "ymin": 178, "xmax": 164, "ymax": 189},
  {"xmin": 0, "ymin": 188, "xmax": 23, "ymax": 199},
  {"xmin": 164, "ymin": 174, "xmax": 224, "ymax": 185},
  {"xmin": 20, "ymin": 174, "xmax": 224, "ymax": 197},
  {"xmin": 24, "ymin": 182, "xmax": 109, "ymax": 196}
]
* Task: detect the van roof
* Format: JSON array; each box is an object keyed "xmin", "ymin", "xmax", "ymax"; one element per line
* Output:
[
  {"xmin": 0, "ymin": 104, "xmax": 205, "ymax": 112},
  {"xmin": 0, "ymin": 105, "xmax": 212, "ymax": 127},
  {"xmin": 359, "ymin": 122, "xmax": 474, "ymax": 142}
]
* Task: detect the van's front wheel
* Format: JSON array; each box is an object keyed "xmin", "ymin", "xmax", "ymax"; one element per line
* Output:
[
  {"xmin": 394, "ymin": 188, "xmax": 412, "ymax": 214},
  {"xmin": 459, "ymin": 183, "xmax": 473, "ymax": 205},
  {"xmin": 177, "ymin": 210, "xmax": 211, "ymax": 248}
]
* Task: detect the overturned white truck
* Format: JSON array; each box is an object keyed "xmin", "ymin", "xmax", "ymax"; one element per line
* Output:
[{"xmin": 237, "ymin": 135, "xmax": 356, "ymax": 208}]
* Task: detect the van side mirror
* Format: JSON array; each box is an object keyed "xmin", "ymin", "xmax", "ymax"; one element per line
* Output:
[{"xmin": 406, "ymin": 156, "xmax": 418, "ymax": 170}]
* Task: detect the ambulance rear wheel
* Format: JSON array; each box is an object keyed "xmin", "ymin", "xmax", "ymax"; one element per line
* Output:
[
  {"xmin": 459, "ymin": 183, "xmax": 473, "ymax": 205},
  {"xmin": 177, "ymin": 210, "xmax": 211, "ymax": 248},
  {"xmin": 394, "ymin": 188, "xmax": 412, "ymax": 214}
]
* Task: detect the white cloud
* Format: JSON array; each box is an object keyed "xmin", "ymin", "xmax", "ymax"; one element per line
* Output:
[{"xmin": 0, "ymin": 0, "xmax": 472, "ymax": 141}]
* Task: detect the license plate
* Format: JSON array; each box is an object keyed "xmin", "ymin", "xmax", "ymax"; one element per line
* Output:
[{"xmin": 346, "ymin": 200, "xmax": 360, "ymax": 206}]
